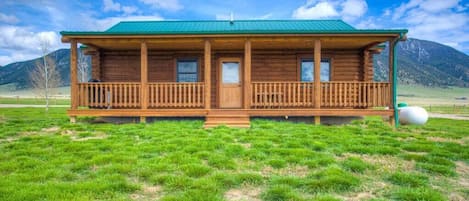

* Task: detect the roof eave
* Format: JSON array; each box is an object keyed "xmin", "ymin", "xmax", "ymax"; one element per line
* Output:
[{"xmin": 60, "ymin": 30, "xmax": 408, "ymax": 36}]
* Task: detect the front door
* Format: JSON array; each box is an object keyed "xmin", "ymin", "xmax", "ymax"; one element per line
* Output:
[{"xmin": 219, "ymin": 58, "xmax": 242, "ymax": 108}]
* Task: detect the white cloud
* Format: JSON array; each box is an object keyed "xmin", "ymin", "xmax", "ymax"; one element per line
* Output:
[
  {"xmin": 355, "ymin": 18, "xmax": 380, "ymax": 29},
  {"xmin": 139, "ymin": 0, "xmax": 183, "ymax": 11},
  {"xmin": 292, "ymin": 0, "xmax": 367, "ymax": 21},
  {"xmin": 103, "ymin": 0, "xmax": 121, "ymax": 12},
  {"xmin": 216, "ymin": 12, "xmax": 273, "ymax": 20},
  {"xmin": 0, "ymin": 13, "xmax": 19, "ymax": 24},
  {"xmin": 419, "ymin": 0, "xmax": 461, "ymax": 12},
  {"xmin": 390, "ymin": 0, "xmax": 469, "ymax": 52},
  {"xmin": 102, "ymin": 0, "xmax": 138, "ymax": 15},
  {"xmin": 292, "ymin": 1, "xmax": 339, "ymax": 19},
  {"xmin": 256, "ymin": 13, "xmax": 273, "ymax": 20},
  {"xmin": 82, "ymin": 15, "xmax": 164, "ymax": 31},
  {"xmin": 0, "ymin": 26, "xmax": 63, "ymax": 65},
  {"xmin": 340, "ymin": 0, "xmax": 367, "ymax": 21},
  {"xmin": 122, "ymin": 6, "xmax": 138, "ymax": 15}
]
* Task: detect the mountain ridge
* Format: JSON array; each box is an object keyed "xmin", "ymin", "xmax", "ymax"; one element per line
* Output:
[{"xmin": 0, "ymin": 38, "xmax": 468, "ymax": 89}]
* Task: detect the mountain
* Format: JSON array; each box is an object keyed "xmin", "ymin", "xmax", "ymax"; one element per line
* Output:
[
  {"xmin": 374, "ymin": 38, "xmax": 469, "ymax": 87},
  {"xmin": 0, "ymin": 38, "xmax": 468, "ymax": 89},
  {"xmin": 0, "ymin": 49, "xmax": 71, "ymax": 89}
]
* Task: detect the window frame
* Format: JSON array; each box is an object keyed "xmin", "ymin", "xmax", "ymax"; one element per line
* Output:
[
  {"xmin": 298, "ymin": 57, "xmax": 332, "ymax": 82},
  {"xmin": 176, "ymin": 58, "xmax": 199, "ymax": 82}
]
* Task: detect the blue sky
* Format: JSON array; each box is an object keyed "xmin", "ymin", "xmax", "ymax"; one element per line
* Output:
[{"xmin": 0, "ymin": 0, "xmax": 468, "ymax": 65}]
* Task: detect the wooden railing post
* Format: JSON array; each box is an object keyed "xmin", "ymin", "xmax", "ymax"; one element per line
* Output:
[
  {"xmin": 140, "ymin": 42, "xmax": 148, "ymax": 123},
  {"xmin": 204, "ymin": 40, "xmax": 211, "ymax": 110},
  {"xmin": 70, "ymin": 40, "xmax": 78, "ymax": 123},
  {"xmin": 314, "ymin": 40, "xmax": 321, "ymax": 125},
  {"xmin": 244, "ymin": 39, "xmax": 251, "ymax": 109}
]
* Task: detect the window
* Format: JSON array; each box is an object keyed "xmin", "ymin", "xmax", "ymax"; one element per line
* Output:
[
  {"xmin": 300, "ymin": 59, "xmax": 330, "ymax": 82},
  {"xmin": 177, "ymin": 59, "xmax": 198, "ymax": 82}
]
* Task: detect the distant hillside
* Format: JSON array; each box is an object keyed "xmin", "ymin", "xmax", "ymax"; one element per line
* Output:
[
  {"xmin": 0, "ymin": 38, "xmax": 468, "ymax": 89},
  {"xmin": 0, "ymin": 49, "xmax": 71, "ymax": 89},
  {"xmin": 374, "ymin": 38, "xmax": 469, "ymax": 87}
]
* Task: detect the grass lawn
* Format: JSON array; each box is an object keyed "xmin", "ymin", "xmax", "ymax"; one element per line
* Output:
[
  {"xmin": 0, "ymin": 97, "xmax": 70, "ymax": 105},
  {"xmin": 0, "ymin": 108, "xmax": 468, "ymax": 201}
]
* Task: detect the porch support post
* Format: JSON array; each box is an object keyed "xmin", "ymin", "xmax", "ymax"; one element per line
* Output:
[
  {"xmin": 140, "ymin": 41, "xmax": 148, "ymax": 123},
  {"xmin": 204, "ymin": 40, "xmax": 211, "ymax": 110},
  {"xmin": 244, "ymin": 39, "xmax": 251, "ymax": 109},
  {"xmin": 363, "ymin": 49, "xmax": 369, "ymax": 81},
  {"xmin": 91, "ymin": 51, "xmax": 101, "ymax": 80},
  {"xmin": 314, "ymin": 39, "xmax": 321, "ymax": 125},
  {"xmin": 70, "ymin": 39, "xmax": 78, "ymax": 123},
  {"xmin": 389, "ymin": 38, "xmax": 401, "ymax": 127}
]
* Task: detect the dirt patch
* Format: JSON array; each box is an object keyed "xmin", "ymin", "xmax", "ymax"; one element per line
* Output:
[
  {"xmin": 427, "ymin": 137, "xmax": 468, "ymax": 145},
  {"xmin": 262, "ymin": 165, "xmax": 309, "ymax": 177},
  {"xmin": 42, "ymin": 126, "xmax": 60, "ymax": 133},
  {"xmin": 449, "ymin": 192, "xmax": 466, "ymax": 201},
  {"xmin": 342, "ymin": 192, "xmax": 374, "ymax": 201},
  {"xmin": 347, "ymin": 154, "xmax": 415, "ymax": 173},
  {"xmin": 61, "ymin": 130, "xmax": 108, "ymax": 141},
  {"xmin": 130, "ymin": 184, "xmax": 163, "ymax": 201},
  {"xmin": 0, "ymin": 137, "xmax": 17, "ymax": 143},
  {"xmin": 225, "ymin": 186, "xmax": 261, "ymax": 201},
  {"xmin": 239, "ymin": 143, "xmax": 251, "ymax": 149},
  {"xmin": 455, "ymin": 162, "xmax": 469, "ymax": 189}
]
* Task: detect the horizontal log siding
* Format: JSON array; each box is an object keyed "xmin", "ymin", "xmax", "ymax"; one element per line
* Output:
[
  {"xmin": 252, "ymin": 53, "xmax": 298, "ymax": 81},
  {"xmin": 332, "ymin": 50, "xmax": 362, "ymax": 81},
  {"xmin": 101, "ymin": 50, "xmax": 205, "ymax": 82},
  {"xmin": 98, "ymin": 50, "xmax": 367, "ymax": 108},
  {"xmin": 101, "ymin": 51, "xmax": 141, "ymax": 82},
  {"xmin": 364, "ymin": 50, "xmax": 374, "ymax": 81}
]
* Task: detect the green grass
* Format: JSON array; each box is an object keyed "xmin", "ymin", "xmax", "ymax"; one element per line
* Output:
[
  {"xmin": 387, "ymin": 172, "xmax": 429, "ymax": 187},
  {"xmin": 0, "ymin": 108, "xmax": 468, "ymax": 200},
  {"xmin": 340, "ymin": 157, "xmax": 374, "ymax": 173},
  {"xmin": 424, "ymin": 105, "xmax": 469, "ymax": 116},
  {"xmin": 0, "ymin": 97, "xmax": 70, "ymax": 105}
]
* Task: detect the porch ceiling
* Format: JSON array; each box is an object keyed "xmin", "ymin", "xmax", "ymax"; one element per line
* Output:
[{"xmin": 79, "ymin": 35, "xmax": 393, "ymax": 51}]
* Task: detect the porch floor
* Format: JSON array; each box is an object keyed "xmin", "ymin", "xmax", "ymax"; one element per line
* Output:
[{"xmin": 68, "ymin": 108, "xmax": 394, "ymax": 128}]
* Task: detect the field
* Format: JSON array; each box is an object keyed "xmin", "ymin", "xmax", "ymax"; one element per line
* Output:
[
  {"xmin": 397, "ymin": 85, "xmax": 469, "ymax": 106},
  {"xmin": 0, "ymin": 108, "xmax": 468, "ymax": 200}
]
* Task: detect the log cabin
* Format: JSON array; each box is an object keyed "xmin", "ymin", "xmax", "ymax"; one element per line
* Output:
[{"xmin": 60, "ymin": 20, "xmax": 407, "ymax": 128}]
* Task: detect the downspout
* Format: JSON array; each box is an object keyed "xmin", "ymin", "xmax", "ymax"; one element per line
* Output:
[{"xmin": 392, "ymin": 33, "xmax": 404, "ymax": 128}]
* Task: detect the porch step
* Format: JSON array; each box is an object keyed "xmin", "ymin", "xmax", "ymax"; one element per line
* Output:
[{"xmin": 204, "ymin": 111, "xmax": 250, "ymax": 128}]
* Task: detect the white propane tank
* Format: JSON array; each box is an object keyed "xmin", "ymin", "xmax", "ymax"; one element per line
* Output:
[{"xmin": 399, "ymin": 106, "xmax": 428, "ymax": 125}]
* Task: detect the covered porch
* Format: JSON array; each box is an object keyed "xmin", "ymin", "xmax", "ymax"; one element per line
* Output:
[{"xmin": 65, "ymin": 34, "xmax": 400, "ymax": 126}]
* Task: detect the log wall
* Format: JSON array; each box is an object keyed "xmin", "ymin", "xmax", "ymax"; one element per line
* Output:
[{"xmin": 97, "ymin": 49, "xmax": 373, "ymax": 108}]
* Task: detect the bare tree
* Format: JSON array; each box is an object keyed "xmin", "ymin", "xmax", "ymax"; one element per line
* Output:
[
  {"xmin": 29, "ymin": 38, "xmax": 61, "ymax": 111},
  {"xmin": 77, "ymin": 50, "xmax": 90, "ymax": 82}
]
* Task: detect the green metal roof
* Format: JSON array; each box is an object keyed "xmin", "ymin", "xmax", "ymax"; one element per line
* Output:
[{"xmin": 60, "ymin": 20, "xmax": 407, "ymax": 36}]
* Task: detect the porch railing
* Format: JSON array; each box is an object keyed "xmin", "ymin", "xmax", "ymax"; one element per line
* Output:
[
  {"xmin": 251, "ymin": 82, "xmax": 315, "ymax": 108},
  {"xmin": 251, "ymin": 81, "xmax": 391, "ymax": 109},
  {"xmin": 76, "ymin": 81, "xmax": 389, "ymax": 110},
  {"xmin": 149, "ymin": 82, "xmax": 204, "ymax": 108},
  {"xmin": 77, "ymin": 82, "xmax": 141, "ymax": 108},
  {"xmin": 321, "ymin": 82, "xmax": 391, "ymax": 107}
]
